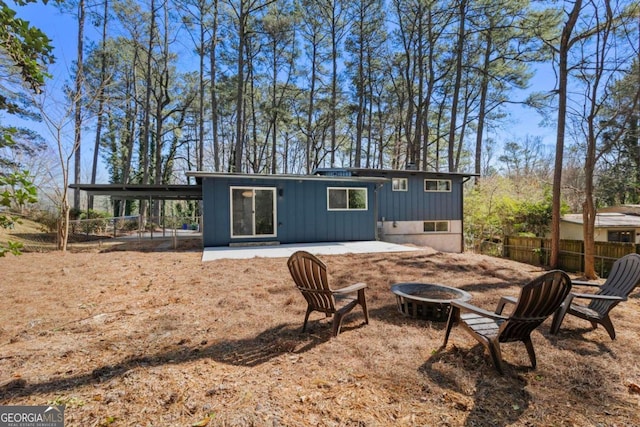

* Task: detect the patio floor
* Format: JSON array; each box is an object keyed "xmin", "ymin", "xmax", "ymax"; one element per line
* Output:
[{"xmin": 201, "ymin": 240, "xmax": 421, "ymax": 261}]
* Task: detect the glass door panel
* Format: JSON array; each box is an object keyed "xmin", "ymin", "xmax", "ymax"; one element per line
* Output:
[
  {"xmin": 232, "ymin": 188, "xmax": 254, "ymax": 236},
  {"xmin": 254, "ymin": 189, "xmax": 275, "ymax": 235}
]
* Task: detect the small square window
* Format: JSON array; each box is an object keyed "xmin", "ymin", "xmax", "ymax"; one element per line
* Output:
[{"xmin": 392, "ymin": 178, "xmax": 408, "ymax": 191}]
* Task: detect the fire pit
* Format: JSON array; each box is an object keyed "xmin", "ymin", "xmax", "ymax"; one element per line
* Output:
[{"xmin": 391, "ymin": 283, "xmax": 472, "ymax": 322}]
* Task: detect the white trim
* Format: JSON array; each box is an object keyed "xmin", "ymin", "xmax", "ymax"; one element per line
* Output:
[
  {"xmin": 327, "ymin": 187, "xmax": 368, "ymax": 211},
  {"xmin": 424, "ymin": 179, "xmax": 451, "ymax": 192},
  {"xmin": 230, "ymin": 186, "xmax": 277, "ymax": 238},
  {"xmin": 392, "ymin": 177, "xmax": 408, "ymax": 191}
]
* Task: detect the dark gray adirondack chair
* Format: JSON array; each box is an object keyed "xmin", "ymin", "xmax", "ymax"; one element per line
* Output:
[
  {"xmin": 287, "ymin": 250, "xmax": 369, "ymax": 337},
  {"xmin": 550, "ymin": 253, "xmax": 640, "ymax": 340},
  {"xmin": 442, "ymin": 270, "xmax": 572, "ymax": 374}
]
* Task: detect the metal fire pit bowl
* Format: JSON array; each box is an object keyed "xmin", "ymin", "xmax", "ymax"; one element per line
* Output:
[{"xmin": 391, "ymin": 283, "xmax": 472, "ymax": 322}]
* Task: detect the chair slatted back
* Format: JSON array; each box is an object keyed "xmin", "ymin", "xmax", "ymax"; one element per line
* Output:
[
  {"xmin": 590, "ymin": 253, "xmax": 640, "ymax": 315},
  {"xmin": 287, "ymin": 251, "xmax": 337, "ymax": 314},
  {"xmin": 500, "ymin": 270, "xmax": 572, "ymax": 343}
]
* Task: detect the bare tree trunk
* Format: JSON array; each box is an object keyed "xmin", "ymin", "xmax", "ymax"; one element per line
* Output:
[
  {"xmin": 233, "ymin": 3, "xmax": 246, "ymax": 173},
  {"xmin": 210, "ymin": 0, "xmax": 220, "ymax": 172},
  {"xmin": 306, "ymin": 39, "xmax": 318, "ymax": 173},
  {"xmin": 551, "ymin": 0, "xmax": 582, "ymax": 268},
  {"xmin": 475, "ymin": 30, "xmax": 491, "ymax": 184},
  {"xmin": 198, "ymin": 0, "xmax": 205, "ymax": 171},
  {"xmin": 89, "ymin": 0, "xmax": 109, "ymax": 210},
  {"xmin": 140, "ymin": 0, "xmax": 157, "ymax": 224},
  {"xmin": 73, "ymin": 0, "xmax": 85, "ymax": 210},
  {"xmin": 329, "ymin": 2, "xmax": 337, "ymax": 167},
  {"xmin": 447, "ymin": 0, "xmax": 466, "ymax": 173}
]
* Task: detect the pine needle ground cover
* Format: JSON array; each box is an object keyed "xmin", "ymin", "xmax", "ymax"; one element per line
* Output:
[{"xmin": 1, "ymin": 244, "xmax": 639, "ymax": 426}]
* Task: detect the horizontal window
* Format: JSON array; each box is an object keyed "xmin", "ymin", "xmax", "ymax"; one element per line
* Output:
[
  {"xmin": 608, "ymin": 230, "xmax": 633, "ymax": 243},
  {"xmin": 424, "ymin": 221, "xmax": 449, "ymax": 233},
  {"xmin": 392, "ymin": 178, "xmax": 408, "ymax": 191},
  {"xmin": 424, "ymin": 179, "xmax": 451, "ymax": 192},
  {"xmin": 327, "ymin": 188, "xmax": 368, "ymax": 211}
]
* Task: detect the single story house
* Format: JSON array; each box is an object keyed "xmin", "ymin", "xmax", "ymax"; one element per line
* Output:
[
  {"xmin": 560, "ymin": 213, "xmax": 640, "ymax": 244},
  {"xmin": 186, "ymin": 171, "xmax": 386, "ymax": 248},
  {"xmin": 72, "ymin": 168, "xmax": 476, "ymax": 253},
  {"xmin": 188, "ymin": 168, "xmax": 475, "ymax": 252}
]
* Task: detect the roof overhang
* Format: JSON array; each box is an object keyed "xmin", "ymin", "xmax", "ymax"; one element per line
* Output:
[
  {"xmin": 186, "ymin": 171, "xmax": 389, "ymax": 184},
  {"xmin": 313, "ymin": 167, "xmax": 479, "ymax": 179},
  {"xmin": 69, "ymin": 184, "xmax": 202, "ymax": 201},
  {"xmin": 561, "ymin": 213, "xmax": 640, "ymax": 228}
]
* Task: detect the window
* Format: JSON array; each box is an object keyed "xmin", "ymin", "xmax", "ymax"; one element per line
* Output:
[
  {"xmin": 424, "ymin": 221, "xmax": 449, "ymax": 233},
  {"xmin": 424, "ymin": 179, "xmax": 451, "ymax": 192},
  {"xmin": 608, "ymin": 230, "xmax": 633, "ymax": 243},
  {"xmin": 230, "ymin": 187, "xmax": 276, "ymax": 237},
  {"xmin": 327, "ymin": 188, "xmax": 367, "ymax": 210},
  {"xmin": 392, "ymin": 177, "xmax": 408, "ymax": 191}
]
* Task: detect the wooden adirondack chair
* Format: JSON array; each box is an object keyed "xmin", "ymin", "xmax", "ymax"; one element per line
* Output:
[
  {"xmin": 287, "ymin": 250, "xmax": 369, "ymax": 337},
  {"xmin": 442, "ymin": 270, "xmax": 572, "ymax": 374},
  {"xmin": 550, "ymin": 253, "xmax": 640, "ymax": 340}
]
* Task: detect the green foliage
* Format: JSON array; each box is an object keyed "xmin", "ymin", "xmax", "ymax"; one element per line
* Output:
[
  {"xmin": 0, "ymin": 170, "xmax": 37, "ymax": 256},
  {"xmin": 0, "ymin": 170, "xmax": 37, "ymax": 209},
  {"xmin": 0, "ymin": 0, "xmax": 55, "ymax": 92},
  {"xmin": 0, "ymin": 240, "xmax": 23, "ymax": 257},
  {"xmin": 465, "ymin": 177, "xmax": 567, "ymax": 252},
  {"xmin": 0, "ymin": 1, "xmax": 52, "ymax": 255}
]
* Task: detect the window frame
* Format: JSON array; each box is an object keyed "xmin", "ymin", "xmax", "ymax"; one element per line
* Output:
[
  {"xmin": 423, "ymin": 220, "xmax": 450, "ymax": 233},
  {"xmin": 424, "ymin": 179, "xmax": 452, "ymax": 192},
  {"xmin": 607, "ymin": 229, "xmax": 634, "ymax": 243},
  {"xmin": 327, "ymin": 187, "xmax": 368, "ymax": 211},
  {"xmin": 391, "ymin": 177, "xmax": 408, "ymax": 192}
]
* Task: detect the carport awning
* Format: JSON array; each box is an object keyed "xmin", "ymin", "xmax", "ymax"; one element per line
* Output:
[{"xmin": 69, "ymin": 184, "xmax": 202, "ymax": 201}]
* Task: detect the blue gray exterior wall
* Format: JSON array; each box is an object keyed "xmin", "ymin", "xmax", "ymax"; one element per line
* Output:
[
  {"xmin": 201, "ymin": 176, "xmax": 379, "ymax": 247},
  {"xmin": 315, "ymin": 169, "xmax": 465, "ymax": 222},
  {"xmin": 377, "ymin": 174, "xmax": 463, "ymax": 222},
  {"xmin": 313, "ymin": 168, "xmax": 472, "ymax": 252}
]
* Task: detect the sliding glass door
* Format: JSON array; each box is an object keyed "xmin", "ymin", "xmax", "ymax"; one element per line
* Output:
[{"xmin": 230, "ymin": 187, "xmax": 276, "ymax": 238}]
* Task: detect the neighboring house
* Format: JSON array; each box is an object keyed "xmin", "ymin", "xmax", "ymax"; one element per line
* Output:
[
  {"xmin": 560, "ymin": 213, "xmax": 640, "ymax": 244},
  {"xmin": 314, "ymin": 168, "xmax": 475, "ymax": 252}
]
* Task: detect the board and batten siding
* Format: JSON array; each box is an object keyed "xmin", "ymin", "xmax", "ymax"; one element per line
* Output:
[
  {"xmin": 374, "ymin": 173, "xmax": 465, "ymax": 252},
  {"xmin": 377, "ymin": 174, "xmax": 463, "ymax": 221},
  {"xmin": 201, "ymin": 176, "xmax": 378, "ymax": 247}
]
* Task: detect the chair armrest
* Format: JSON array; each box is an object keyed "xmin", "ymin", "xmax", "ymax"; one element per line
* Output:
[
  {"xmin": 451, "ymin": 300, "xmax": 509, "ymax": 321},
  {"xmin": 495, "ymin": 296, "xmax": 517, "ymax": 315},
  {"xmin": 571, "ymin": 280, "xmax": 603, "ymax": 288},
  {"xmin": 570, "ymin": 292, "xmax": 626, "ymax": 302},
  {"xmin": 333, "ymin": 282, "xmax": 367, "ymax": 294}
]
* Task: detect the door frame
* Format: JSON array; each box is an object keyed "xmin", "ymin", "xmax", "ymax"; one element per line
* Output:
[{"xmin": 229, "ymin": 186, "xmax": 277, "ymax": 238}]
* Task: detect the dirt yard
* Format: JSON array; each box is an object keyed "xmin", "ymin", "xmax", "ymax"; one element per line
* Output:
[{"xmin": 1, "ymin": 238, "xmax": 639, "ymax": 426}]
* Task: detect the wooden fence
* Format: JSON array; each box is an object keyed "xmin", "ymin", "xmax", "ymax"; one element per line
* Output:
[{"xmin": 503, "ymin": 236, "xmax": 639, "ymax": 277}]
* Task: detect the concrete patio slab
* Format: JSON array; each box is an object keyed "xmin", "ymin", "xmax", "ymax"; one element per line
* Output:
[{"xmin": 202, "ymin": 240, "xmax": 421, "ymax": 261}]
